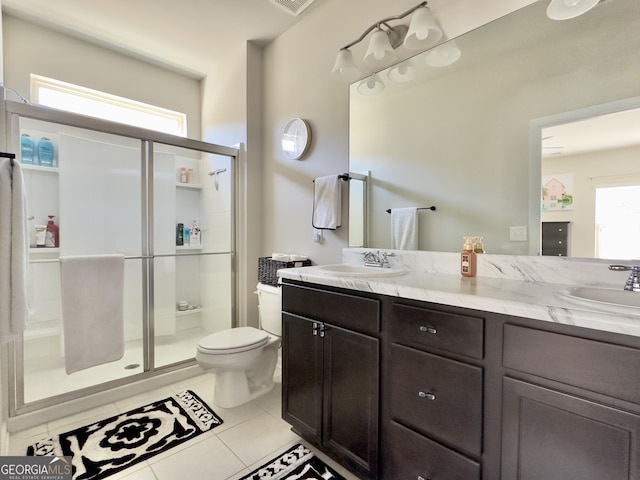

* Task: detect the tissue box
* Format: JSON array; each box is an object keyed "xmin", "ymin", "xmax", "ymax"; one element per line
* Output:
[{"xmin": 258, "ymin": 256, "xmax": 311, "ymax": 286}]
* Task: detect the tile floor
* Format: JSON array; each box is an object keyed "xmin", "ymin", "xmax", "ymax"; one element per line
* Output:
[{"xmin": 8, "ymin": 371, "xmax": 361, "ymax": 480}]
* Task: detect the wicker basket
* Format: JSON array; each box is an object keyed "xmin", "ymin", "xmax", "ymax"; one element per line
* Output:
[{"xmin": 258, "ymin": 256, "xmax": 311, "ymax": 286}]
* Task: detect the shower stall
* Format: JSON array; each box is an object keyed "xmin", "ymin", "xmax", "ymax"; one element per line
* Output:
[{"xmin": 3, "ymin": 99, "xmax": 238, "ymax": 415}]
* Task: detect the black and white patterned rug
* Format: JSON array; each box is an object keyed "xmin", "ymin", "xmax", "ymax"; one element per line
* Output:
[
  {"xmin": 240, "ymin": 443, "xmax": 346, "ymax": 480},
  {"xmin": 27, "ymin": 390, "xmax": 223, "ymax": 480}
]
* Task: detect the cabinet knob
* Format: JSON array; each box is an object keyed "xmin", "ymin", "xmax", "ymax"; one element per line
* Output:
[
  {"xmin": 419, "ymin": 325, "xmax": 437, "ymax": 335},
  {"xmin": 418, "ymin": 391, "xmax": 436, "ymax": 401}
]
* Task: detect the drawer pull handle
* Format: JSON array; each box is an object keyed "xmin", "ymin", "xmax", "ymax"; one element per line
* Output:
[
  {"xmin": 418, "ymin": 476, "xmax": 432, "ymax": 480},
  {"xmin": 418, "ymin": 391, "xmax": 436, "ymax": 401},
  {"xmin": 419, "ymin": 325, "xmax": 437, "ymax": 335}
]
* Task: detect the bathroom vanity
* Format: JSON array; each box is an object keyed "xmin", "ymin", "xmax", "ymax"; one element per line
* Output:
[{"xmin": 279, "ymin": 250, "xmax": 640, "ymax": 480}]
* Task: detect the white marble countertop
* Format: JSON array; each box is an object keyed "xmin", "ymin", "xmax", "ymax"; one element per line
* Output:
[{"xmin": 278, "ymin": 254, "xmax": 640, "ymax": 338}]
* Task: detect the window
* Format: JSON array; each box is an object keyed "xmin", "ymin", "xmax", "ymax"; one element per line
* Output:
[
  {"xmin": 595, "ymin": 184, "xmax": 640, "ymax": 259},
  {"xmin": 31, "ymin": 74, "xmax": 187, "ymax": 137}
]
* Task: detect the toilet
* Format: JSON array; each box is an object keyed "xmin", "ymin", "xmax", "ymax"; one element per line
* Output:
[{"xmin": 196, "ymin": 283, "xmax": 282, "ymax": 408}]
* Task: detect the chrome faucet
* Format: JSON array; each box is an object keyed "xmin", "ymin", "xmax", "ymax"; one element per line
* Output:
[
  {"xmin": 362, "ymin": 250, "xmax": 395, "ymax": 268},
  {"xmin": 609, "ymin": 264, "xmax": 640, "ymax": 292}
]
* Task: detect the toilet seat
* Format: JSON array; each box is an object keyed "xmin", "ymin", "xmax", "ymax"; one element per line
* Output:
[{"xmin": 198, "ymin": 327, "xmax": 269, "ymax": 355}]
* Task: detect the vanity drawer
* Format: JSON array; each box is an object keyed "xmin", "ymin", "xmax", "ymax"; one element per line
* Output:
[
  {"xmin": 282, "ymin": 284, "xmax": 380, "ymax": 336},
  {"xmin": 391, "ymin": 303, "xmax": 484, "ymax": 359},
  {"xmin": 504, "ymin": 324, "xmax": 640, "ymax": 404},
  {"xmin": 386, "ymin": 421, "xmax": 481, "ymax": 480},
  {"xmin": 389, "ymin": 344, "xmax": 483, "ymax": 457}
]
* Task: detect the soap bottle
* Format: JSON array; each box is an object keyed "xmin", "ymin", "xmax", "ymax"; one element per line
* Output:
[
  {"xmin": 45, "ymin": 215, "xmax": 59, "ymax": 248},
  {"xmin": 473, "ymin": 236, "xmax": 485, "ymax": 254},
  {"xmin": 20, "ymin": 134, "xmax": 35, "ymax": 164},
  {"xmin": 461, "ymin": 236, "xmax": 477, "ymax": 277}
]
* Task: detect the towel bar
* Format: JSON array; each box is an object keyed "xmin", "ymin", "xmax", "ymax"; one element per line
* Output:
[{"xmin": 386, "ymin": 206, "xmax": 436, "ymax": 213}]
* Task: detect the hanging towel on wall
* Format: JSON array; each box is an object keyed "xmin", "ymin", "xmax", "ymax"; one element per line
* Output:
[
  {"xmin": 391, "ymin": 207, "xmax": 419, "ymax": 250},
  {"xmin": 60, "ymin": 254, "xmax": 125, "ymax": 374},
  {"xmin": 0, "ymin": 158, "xmax": 30, "ymax": 343},
  {"xmin": 312, "ymin": 175, "xmax": 342, "ymax": 230}
]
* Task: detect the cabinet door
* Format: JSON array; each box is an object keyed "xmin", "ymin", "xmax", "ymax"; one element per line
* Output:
[
  {"xmin": 323, "ymin": 325, "xmax": 379, "ymax": 478},
  {"xmin": 502, "ymin": 377, "xmax": 640, "ymax": 480},
  {"xmin": 282, "ymin": 313, "xmax": 323, "ymax": 442}
]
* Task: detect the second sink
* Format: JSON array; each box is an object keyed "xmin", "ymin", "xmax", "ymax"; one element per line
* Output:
[{"xmin": 558, "ymin": 286, "xmax": 640, "ymax": 314}]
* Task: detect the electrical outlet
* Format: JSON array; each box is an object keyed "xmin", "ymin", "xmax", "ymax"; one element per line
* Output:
[{"xmin": 510, "ymin": 226, "xmax": 528, "ymax": 242}]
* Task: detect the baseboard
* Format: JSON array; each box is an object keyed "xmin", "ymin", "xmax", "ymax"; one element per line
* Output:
[{"xmin": 0, "ymin": 419, "xmax": 9, "ymax": 455}]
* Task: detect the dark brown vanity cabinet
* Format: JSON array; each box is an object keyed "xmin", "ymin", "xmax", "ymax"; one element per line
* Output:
[
  {"xmin": 382, "ymin": 303, "xmax": 485, "ymax": 480},
  {"xmin": 502, "ymin": 324, "xmax": 640, "ymax": 480},
  {"xmin": 281, "ymin": 280, "xmax": 640, "ymax": 480},
  {"xmin": 281, "ymin": 283, "xmax": 381, "ymax": 479}
]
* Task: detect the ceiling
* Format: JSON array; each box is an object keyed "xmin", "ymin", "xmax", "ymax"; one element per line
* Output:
[
  {"xmin": 542, "ymin": 107, "xmax": 640, "ymax": 159},
  {"xmin": 1, "ymin": 0, "xmax": 322, "ymax": 77}
]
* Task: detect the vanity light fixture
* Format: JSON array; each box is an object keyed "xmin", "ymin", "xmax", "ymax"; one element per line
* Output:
[
  {"xmin": 331, "ymin": 2, "xmax": 443, "ymax": 82},
  {"xmin": 546, "ymin": 0, "xmax": 600, "ymax": 20},
  {"xmin": 357, "ymin": 74, "xmax": 385, "ymax": 95}
]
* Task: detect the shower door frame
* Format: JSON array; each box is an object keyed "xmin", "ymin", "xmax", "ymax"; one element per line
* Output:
[{"xmin": 4, "ymin": 100, "xmax": 239, "ymax": 416}]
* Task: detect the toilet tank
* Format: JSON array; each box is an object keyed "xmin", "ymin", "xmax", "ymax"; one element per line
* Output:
[{"xmin": 256, "ymin": 282, "xmax": 282, "ymax": 336}]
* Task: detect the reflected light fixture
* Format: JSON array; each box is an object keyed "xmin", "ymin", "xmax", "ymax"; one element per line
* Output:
[
  {"xmin": 357, "ymin": 74, "xmax": 385, "ymax": 95},
  {"xmin": 546, "ymin": 0, "xmax": 600, "ymax": 20},
  {"xmin": 388, "ymin": 61, "xmax": 416, "ymax": 83},
  {"xmin": 424, "ymin": 40, "xmax": 461, "ymax": 67},
  {"xmin": 331, "ymin": 2, "xmax": 443, "ymax": 82}
]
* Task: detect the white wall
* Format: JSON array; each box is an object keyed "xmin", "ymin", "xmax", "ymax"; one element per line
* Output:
[{"xmin": 2, "ymin": 15, "xmax": 202, "ymax": 139}]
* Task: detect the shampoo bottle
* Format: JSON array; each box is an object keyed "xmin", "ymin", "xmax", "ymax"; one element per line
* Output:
[
  {"xmin": 45, "ymin": 215, "xmax": 59, "ymax": 248},
  {"xmin": 189, "ymin": 220, "xmax": 201, "ymax": 246},
  {"xmin": 21, "ymin": 134, "xmax": 35, "ymax": 164},
  {"xmin": 461, "ymin": 236, "xmax": 477, "ymax": 277},
  {"xmin": 37, "ymin": 137, "xmax": 55, "ymax": 167}
]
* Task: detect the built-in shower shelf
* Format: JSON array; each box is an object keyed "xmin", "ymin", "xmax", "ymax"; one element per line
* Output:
[
  {"xmin": 22, "ymin": 164, "xmax": 60, "ymax": 173},
  {"xmin": 176, "ymin": 245, "xmax": 202, "ymax": 251},
  {"xmin": 176, "ymin": 308, "xmax": 202, "ymax": 317},
  {"xmin": 176, "ymin": 183, "xmax": 202, "ymax": 190},
  {"xmin": 30, "ymin": 247, "xmax": 60, "ymax": 254}
]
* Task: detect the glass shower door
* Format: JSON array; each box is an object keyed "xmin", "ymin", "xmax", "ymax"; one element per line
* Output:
[
  {"xmin": 152, "ymin": 144, "xmax": 235, "ymax": 368},
  {"xmin": 19, "ymin": 117, "xmax": 146, "ymax": 404}
]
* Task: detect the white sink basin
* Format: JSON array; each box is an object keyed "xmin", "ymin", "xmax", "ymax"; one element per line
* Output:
[
  {"xmin": 559, "ymin": 286, "xmax": 640, "ymax": 314},
  {"xmin": 316, "ymin": 264, "xmax": 408, "ymax": 277}
]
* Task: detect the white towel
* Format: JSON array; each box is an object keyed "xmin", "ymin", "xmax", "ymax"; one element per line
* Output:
[
  {"xmin": 60, "ymin": 254, "xmax": 125, "ymax": 374},
  {"xmin": 0, "ymin": 158, "xmax": 30, "ymax": 343},
  {"xmin": 312, "ymin": 175, "xmax": 342, "ymax": 230},
  {"xmin": 391, "ymin": 207, "xmax": 419, "ymax": 250}
]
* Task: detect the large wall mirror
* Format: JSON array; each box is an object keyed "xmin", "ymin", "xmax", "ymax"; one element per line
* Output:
[{"xmin": 349, "ymin": 0, "xmax": 640, "ymax": 259}]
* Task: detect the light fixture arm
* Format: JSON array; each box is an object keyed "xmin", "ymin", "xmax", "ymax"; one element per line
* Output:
[{"xmin": 340, "ymin": 1, "xmax": 428, "ymax": 50}]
